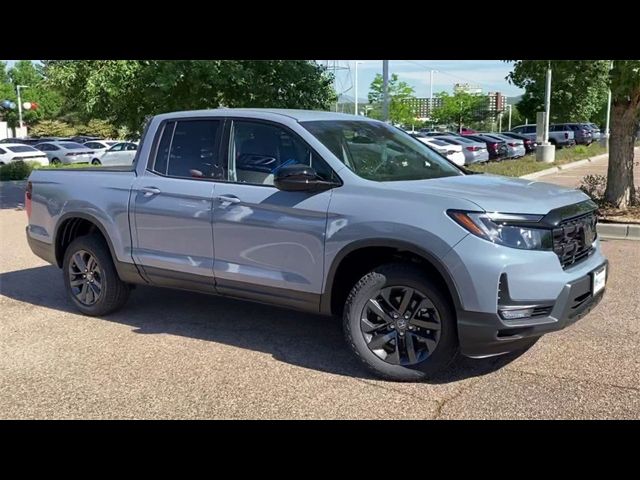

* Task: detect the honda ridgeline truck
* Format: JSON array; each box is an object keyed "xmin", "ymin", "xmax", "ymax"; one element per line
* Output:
[{"xmin": 25, "ymin": 109, "xmax": 608, "ymax": 381}]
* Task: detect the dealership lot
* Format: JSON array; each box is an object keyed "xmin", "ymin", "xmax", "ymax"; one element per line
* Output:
[{"xmin": 1, "ymin": 187, "xmax": 639, "ymax": 418}]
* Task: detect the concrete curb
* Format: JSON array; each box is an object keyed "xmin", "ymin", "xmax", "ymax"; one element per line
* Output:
[
  {"xmin": 520, "ymin": 146, "xmax": 640, "ymax": 181},
  {"xmin": 520, "ymin": 153, "xmax": 608, "ymax": 180},
  {"xmin": 598, "ymin": 223, "xmax": 640, "ymax": 241}
]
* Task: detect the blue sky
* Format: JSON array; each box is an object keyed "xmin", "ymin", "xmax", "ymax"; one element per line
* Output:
[
  {"xmin": 3, "ymin": 59, "xmax": 524, "ymax": 100},
  {"xmin": 329, "ymin": 60, "xmax": 523, "ymax": 101}
]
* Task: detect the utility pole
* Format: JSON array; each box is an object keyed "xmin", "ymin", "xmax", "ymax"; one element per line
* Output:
[
  {"xmin": 382, "ymin": 60, "xmax": 389, "ymax": 123},
  {"xmin": 507, "ymin": 104, "xmax": 512, "ymax": 131},
  {"xmin": 17, "ymin": 85, "xmax": 29, "ymax": 130}
]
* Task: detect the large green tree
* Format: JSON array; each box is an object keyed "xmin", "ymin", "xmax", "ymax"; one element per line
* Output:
[
  {"xmin": 43, "ymin": 60, "xmax": 336, "ymax": 133},
  {"xmin": 367, "ymin": 73, "xmax": 417, "ymax": 125},
  {"xmin": 604, "ymin": 60, "xmax": 640, "ymax": 208},
  {"xmin": 431, "ymin": 91, "xmax": 488, "ymax": 132},
  {"xmin": 0, "ymin": 60, "xmax": 64, "ymax": 128},
  {"xmin": 507, "ymin": 60, "xmax": 610, "ymax": 122}
]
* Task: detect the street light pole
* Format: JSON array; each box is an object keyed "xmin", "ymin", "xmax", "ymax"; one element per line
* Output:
[
  {"xmin": 354, "ymin": 61, "xmax": 363, "ymax": 115},
  {"xmin": 536, "ymin": 64, "xmax": 555, "ymax": 163},
  {"xmin": 382, "ymin": 60, "xmax": 389, "ymax": 123},
  {"xmin": 429, "ymin": 69, "xmax": 438, "ymax": 114},
  {"xmin": 604, "ymin": 60, "xmax": 613, "ymax": 148},
  {"xmin": 17, "ymin": 85, "xmax": 29, "ymax": 129},
  {"xmin": 543, "ymin": 66, "xmax": 551, "ymax": 144},
  {"xmin": 508, "ymin": 104, "xmax": 512, "ymax": 131}
]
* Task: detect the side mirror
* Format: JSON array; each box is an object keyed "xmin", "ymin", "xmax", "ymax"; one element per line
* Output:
[{"xmin": 273, "ymin": 164, "xmax": 337, "ymax": 192}]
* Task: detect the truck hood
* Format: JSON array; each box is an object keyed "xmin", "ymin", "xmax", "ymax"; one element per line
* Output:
[{"xmin": 385, "ymin": 174, "xmax": 589, "ymax": 214}]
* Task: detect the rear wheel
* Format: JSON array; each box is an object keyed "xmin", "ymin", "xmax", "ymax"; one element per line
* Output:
[
  {"xmin": 343, "ymin": 263, "xmax": 458, "ymax": 382},
  {"xmin": 51, "ymin": 158, "xmax": 61, "ymax": 165},
  {"xmin": 63, "ymin": 234, "xmax": 130, "ymax": 316},
  {"xmin": 91, "ymin": 159, "xmax": 101, "ymax": 165}
]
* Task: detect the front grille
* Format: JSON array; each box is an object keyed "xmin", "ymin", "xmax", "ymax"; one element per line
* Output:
[{"xmin": 553, "ymin": 212, "xmax": 597, "ymax": 269}]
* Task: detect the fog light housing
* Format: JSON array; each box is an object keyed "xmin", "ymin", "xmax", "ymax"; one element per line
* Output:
[{"xmin": 499, "ymin": 308, "xmax": 534, "ymax": 320}]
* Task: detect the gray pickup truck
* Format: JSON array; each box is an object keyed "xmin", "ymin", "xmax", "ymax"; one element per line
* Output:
[
  {"xmin": 511, "ymin": 124, "xmax": 576, "ymax": 148},
  {"xmin": 25, "ymin": 109, "xmax": 607, "ymax": 381}
]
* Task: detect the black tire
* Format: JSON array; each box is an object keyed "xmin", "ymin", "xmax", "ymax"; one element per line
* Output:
[
  {"xmin": 51, "ymin": 158, "xmax": 61, "ymax": 165},
  {"xmin": 62, "ymin": 234, "xmax": 130, "ymax": 316},
  {"xmin": 343, "ymin": 263, "xmax": 458, "ymax": 382},
  {"xmin": 91, "ymin": 159, "xmax": 101, "ymax": 165}
]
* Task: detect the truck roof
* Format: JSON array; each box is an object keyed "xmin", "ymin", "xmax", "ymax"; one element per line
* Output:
[{"xmin": 155, "ymin": 108, "xmax": 373, "ymax": 123}]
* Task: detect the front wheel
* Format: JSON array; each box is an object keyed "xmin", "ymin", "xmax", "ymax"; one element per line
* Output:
[
  {"xmin": 91, "ymin": 159, "xmax": 101, "ymax": 165},
  {"xmin": 343, "ymin": 263, "xmax": 458, "ymax": 382},
  {"xmin": 51, "ymin": 158, "xmax": 61, "ymax": 165},
  {"xmin": 63, "ymin": 234, "xmax": 130, "ymax": 316}
]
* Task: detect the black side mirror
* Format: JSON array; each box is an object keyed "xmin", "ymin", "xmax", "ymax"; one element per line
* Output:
[{"xmin": 273, "ymin": 164, "xmax": 337, "ymax": 192}]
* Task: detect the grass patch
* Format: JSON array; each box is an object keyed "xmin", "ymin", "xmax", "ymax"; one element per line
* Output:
[{"xmin": 468, "ymin": 143, "xmax": 608, "ymax": 177}]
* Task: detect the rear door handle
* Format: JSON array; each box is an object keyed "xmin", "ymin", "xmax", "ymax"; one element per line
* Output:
[
  {"xmin": 216, "ymin": 195, "xmax": 241, "ymax": 204},
  {"xmin": 140, "ymin": 186, "xmax": 161, "ymax": 196}
]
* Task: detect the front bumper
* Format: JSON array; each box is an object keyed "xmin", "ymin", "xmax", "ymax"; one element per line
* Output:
[
  {"xmin": 442, "ymin": 226, "xmax": 607, "ymax": 358},
  {"xmin": 457, "ymin": 260, "xmax": 607, "ymax": 357}
]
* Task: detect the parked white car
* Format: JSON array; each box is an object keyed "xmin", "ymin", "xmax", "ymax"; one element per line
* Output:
[
  {"xmin": 435, "ymin": 136, "xmax": 489, "ymax": 164},
  {"xmin": 0, "ymin": 143, "xmax": 49, "ymax": 166},
  {"xmin": 95, "ymin": 142, "xmax": 138, "ymax": 166},
  {"xmin": 416, "ymin": 137, "xmax": 466, "ymax": 166},
  {"xmin": 34, "ymin": 141, "xmax": 95, "ymax": 165},
  {"xmin": 84, "ymin": 140, "xmax": 120, "ymax": 163}
]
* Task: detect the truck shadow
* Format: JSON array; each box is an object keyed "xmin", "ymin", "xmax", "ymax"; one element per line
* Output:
[
  {"xmin": 0, "ymin": 180, "xmax": 27, "ymax": 210},
  {"xmin": 0, "ymin": 265, "xmax": 532, "ymax": 383}
]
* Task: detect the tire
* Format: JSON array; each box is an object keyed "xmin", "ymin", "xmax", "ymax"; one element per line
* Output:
[
  {"xmin": 343, "ymin": 263, "xmax": 458, "ymax": 382},
  {"xmin": 51, "ymin": 158, "xmax": 61, "ymax": 165},
  {"xmin": 91, "ymin": 159, "xmax": 101, "ymax": 165},
  {"xmin": 62, "ymin": 234, "xmax": 130, "ymax": 316}
]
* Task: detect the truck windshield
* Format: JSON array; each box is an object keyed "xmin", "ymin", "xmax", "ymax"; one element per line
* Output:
[{"xmin": 301, "ymin": 120, "xmax": 464, "ymax": 182}]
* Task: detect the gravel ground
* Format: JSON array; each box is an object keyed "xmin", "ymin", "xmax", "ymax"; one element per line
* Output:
[{"xmin": 1, "ymin": 194, "xmax": 639, "ymax": 419}]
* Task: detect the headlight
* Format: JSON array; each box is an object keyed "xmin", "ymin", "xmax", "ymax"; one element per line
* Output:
[{"xmin": 448, "ymin": 210, "xmax": 553, "ymax": 250}]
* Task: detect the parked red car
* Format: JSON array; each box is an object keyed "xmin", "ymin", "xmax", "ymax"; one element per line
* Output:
[{"xmin": 460, "ymin": 127, "xmax": 477, "ymax": 136}]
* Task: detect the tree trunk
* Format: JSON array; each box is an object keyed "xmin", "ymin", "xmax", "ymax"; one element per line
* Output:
[{"xmin": 604, "ymin": 100, "xmax": 639, "ymax": 208}]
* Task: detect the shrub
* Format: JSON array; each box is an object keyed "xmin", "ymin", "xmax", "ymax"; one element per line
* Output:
[
  {"xmin": 0, "ymin": 160, "xmax": 36, "ymax": 181},
  {"xmin": 75, "ymin": 119, "xmax": 117, "ymax": 138},
  {"xmin": 579, "ymin": 174, "xmax": 607, "ymax": 203},
  {"xmin": 29, "ymin": 120, "xmax": 77, "ymax": 137}
]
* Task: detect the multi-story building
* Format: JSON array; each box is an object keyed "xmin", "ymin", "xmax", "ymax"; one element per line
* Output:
[
  {"xmin": 453, "ymin": 83, "xmax": 483, "ymax": 95},
  {"xmin": 404, "ymin": 97, "xmax": 444, "ymax": 120},
  {"xmin": 487, "ymin": 92, "xmax": 507, "ymax": 114}
]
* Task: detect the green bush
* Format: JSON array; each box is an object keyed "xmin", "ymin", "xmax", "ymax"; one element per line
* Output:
[{"xmin": 0, "ymin": 160, "xmax": 37, "ymax": 181}]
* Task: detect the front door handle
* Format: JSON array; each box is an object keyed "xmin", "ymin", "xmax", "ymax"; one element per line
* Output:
[
  {"xmin": 216, "ymin": 195, "xmax": 241, "ymax": 204},
  {"xmin": 140, "ymin": 186, "xmax": 161, "ymax": 196}
]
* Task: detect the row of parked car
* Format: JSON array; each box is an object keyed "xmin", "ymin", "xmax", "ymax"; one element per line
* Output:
[
  {"xmin": 407, "ymin": 130, "xmax": 533, "ymax": 166},
  {"xmin": 406, "ymin": 121, "xmax": 603, "ymax": 166},
  {"xmin": 0, "ymin": 135, "xmax": 138, "ymax": 167}
]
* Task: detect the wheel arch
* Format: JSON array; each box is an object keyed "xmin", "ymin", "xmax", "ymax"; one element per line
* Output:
[
  {"xmin": 54, "ymin": 212, "xmax": 143, "ymax": 284},
  {"xmin": 321, "ymin": 239, "xmax": 462, "ymax": 317}
]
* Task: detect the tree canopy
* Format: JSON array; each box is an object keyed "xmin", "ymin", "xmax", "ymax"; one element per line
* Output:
[
  {"xmin": 431, "ymin": 91, "xmax": 488, "ymax": 132},
  {"xmin": 0, "ymin": 60, "xmax": 64, "ymax": 127},
  {"xmin": 367, "ymin": 73, "xmax": 416, "ymax": 125},
  {"xmin": 43, "ymin": 60, "xmax": 336, "ymax": 134},
  {"xmin": 507, "ymin": 60, "xmax": 610, "ymax": 123}
]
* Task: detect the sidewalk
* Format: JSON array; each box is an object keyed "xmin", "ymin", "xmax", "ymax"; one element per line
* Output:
[
  {"xmin": 528, "ymin": 147, "xmax": 640, "ymax": 240},
  {"xmin": 529, "ymin": 147, "xmax": 640, "ymax": 188}
]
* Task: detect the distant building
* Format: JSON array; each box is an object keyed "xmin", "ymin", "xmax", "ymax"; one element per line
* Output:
[
  {"xmin": 404, "ymin": 97, "xmax": 443, "ymax": 120},
  {"xmin": 487, "ymin": 92, "xmax": 507, "ymax": 114},
  {"xmin": 454, "ymin": 83, "xmax": 482, "ymax": 95}
]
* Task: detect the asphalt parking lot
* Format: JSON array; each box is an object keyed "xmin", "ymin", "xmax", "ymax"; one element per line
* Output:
[{"xmin": 1, "ymin": 182, "xmax": 639, "ymax": 419}]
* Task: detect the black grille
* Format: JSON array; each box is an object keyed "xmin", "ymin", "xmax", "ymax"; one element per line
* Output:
[{"xmin": 553, "ymin": 212, "xmax": 597, "ymax": 269}]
